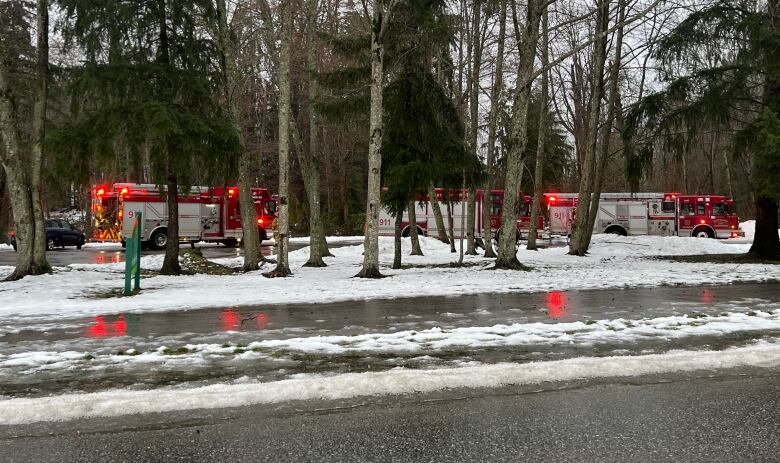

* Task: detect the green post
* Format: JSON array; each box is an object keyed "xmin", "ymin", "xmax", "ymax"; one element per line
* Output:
[{"xmin": 124, "ymin": 211, "xmax": 142, "ymax": 296}]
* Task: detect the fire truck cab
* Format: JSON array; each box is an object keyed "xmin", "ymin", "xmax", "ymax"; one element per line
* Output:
[
  {"xmin": 543, "ymin": 192, "xmax": 744, "ymax": 239},
  {"xmin": 91, "ymin": 183, "xmax": 277, "ymax": 249}
]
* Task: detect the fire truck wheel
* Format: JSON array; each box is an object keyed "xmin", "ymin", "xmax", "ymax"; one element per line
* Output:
[
  {"xmin": 604, "ymin": 225, "xmax": 627, "ymax": 236},
  {"xmin": 401, "ymin": 226, "xmax": 424, "ymax": 238},
  {"xmin": 692, "ymin": 226, "xmax": 714, "ymax": 239},
  {"xmin": 150, "ymin": 229, "xmax": 168, "ymax": 250},
  {"xmin": 493, "ymin": 230, "xmax": 522, "ymax": 245},
  {"xmin": 222, "ymin": 238, "xmax": 239, "ymax": 248}
]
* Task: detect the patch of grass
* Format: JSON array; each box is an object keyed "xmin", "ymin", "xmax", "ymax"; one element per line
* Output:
[
  {"xmin": 688, "ymin": 312, "xmax": 708, "ymax": 319},
  {"xmin": 181, "ymin": 249, "xmax": 234, "ymax": 275},
  {"xmin": 748, "ymin": 311, "xmax": 758, "ymax": 316},
  {"xmin": 162, "ymin": 346, "xmax": 191, "ymax": 355},
  {"xmin": 82, "ymin": 288, "xmax": 127, "ymax": 299},
  {"xmin": 83, "ymin": 353, "xmax": 95, "ymax": 361},
  {"xmin": 585, "ymin": 320, "xmax": 598, "ymax": 325}
]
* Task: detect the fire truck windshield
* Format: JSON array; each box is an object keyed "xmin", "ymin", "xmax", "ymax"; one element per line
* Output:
[{"xmin": 265, "ymin": 201, "xmax": 277, "ymax": 214}]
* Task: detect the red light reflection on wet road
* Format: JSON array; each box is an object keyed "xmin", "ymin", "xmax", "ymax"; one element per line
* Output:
[
  {"xmin": 545, "ymin": 291, "xmax": 567, "ymax": 319},
  {"xmin": 221, "ymin": 309, "xmax": 267, "ymax": 331},
  {"xmin": 221, "ymin": 308, "xmax": 240, "ymax": 331},
  {"xmin": 86, "ymin": 315, "xmax": 127, "ymax": 337},
  {"xmin": 701, "ymin": 289, "xmax": 713, "ymax": 304}
]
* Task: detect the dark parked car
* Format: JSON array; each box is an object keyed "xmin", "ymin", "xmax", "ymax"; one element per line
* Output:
[{"xmin": 10, "ymin": 219, "xmax": 86, "ymax": 251}]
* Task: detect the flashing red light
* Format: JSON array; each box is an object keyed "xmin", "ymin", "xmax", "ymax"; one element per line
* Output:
[
  {"xmin": 700, "ymin": 219, "xmax": 706, "ymax": 224},
  {"xmin": 120, "ymin": 187, "xmax": 129, "ymax": 195},
  {"xmin": 549, "ymin": 196, "xmax": 557, "ymax": 202},
  {"xmin": 228, "ymin": 188, "xmax": 236, "ymax": 196},
  {"xmin": 257, "ymin": 218, "xmax": 264, "ymax": 225},
  {"xmin": 97, "ymin": 188, "xmax": 105, "ymax": 196}
]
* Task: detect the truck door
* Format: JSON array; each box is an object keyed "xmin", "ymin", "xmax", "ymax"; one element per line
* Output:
[{"xmin": 677, "ymin": 198, "xmax": 695, "ymax": 234}]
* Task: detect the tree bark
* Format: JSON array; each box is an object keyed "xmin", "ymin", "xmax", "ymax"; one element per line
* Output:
[
  {"xmin": 357, "ymin": 0, "xmax": 394, "ymax": 278},
  {"xmin": 582, "ymin": 0, "xmax": 626, "ymax": 253},
  {"xmin": 527, "ymin": 4, "xmax": 549, "ymax": 251},
  {"xmin": 30, "ymin": 0, "xmax": 50, "ymax": 273},
  {"xmin": 495, "ymin": 0, "xmax": 542, "ymax": 269},
  {"xmin": 482, "ymin": 0, "xmax": 506, "ymax": 258},
  {"xmin": 264, "ymin": 0, "xmax": 293, "ymax": 277},
  {"xmin": 160, "ymin": 170, "xmax": 181, "ymax": 275},
  {"xmin": 465, "ymin": 0, "xmax": 483, "ymax": 256},
  {"xmin": 408, "ymin": 199, "xmax": 423, "ymax": 255},
  {"xmin": 216, "ymin": 0, "xmax": 262, "ymax": 271},
  {"xmin": 428, "ymin": 183, "xmax": 449, "ymax": 244},
  {"xmin": 446, "ymin": 195, "xmax": 456, "ymax": 253},
  {"xmin": 300, "ymin": 0, "xmax": 330, "ymax": 266},
  {"xmin": 568, "ymin": 0, "xmax": 609, "ymax": 256},
  {"xmin": 0, "ymin": 0, "xmax": 51, "ymax": 280},
  {"xmin": 748, "ymin": 196, "xmax": 780, "ymax": 259},
  {"xmin": 392, "ymin": 208, "xmax": 402, "ymax": 269}
]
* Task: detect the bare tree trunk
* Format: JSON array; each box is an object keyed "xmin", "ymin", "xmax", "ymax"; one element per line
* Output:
[
  {"xmin": 582, "ymin": 0, "xmax": 626, "ymax": 253},
  {"xmin": 568, "ymin": 0, "xmax": 609, "ymax": 256},
  {"xmin": 160, "ymin": 169, "xmax": 181, "ymax": 275},
  {"xmin": 723, "ymin": 150, "xmax": 734, "ymax": 199},
  {"xmin": 465, "ymin": 0, "xmax": 483, "ymax": 256},
  {"xmin": 264, "ymin": 0, "xmax": 293, "ymax": 277},
  {"xmin": 446, "ymin": 196, "xmax": 456, "ymax": 253},
  {"xmin": 393, "ymin": 208, "xmax": 402, "ymax": 269},
  {"xmin": 408, "ymin": 199, "xmax": 423, "ymax": 255},
  {"xmin": 216, "ymin": 0, "xmax": 262, "ymax": 271},
  {"xmin": 300, "ymin": 0, "xmax": 330, "ymax": 266},
  {"xmin": 428, "ymin": 183, "xmax": 449, "ymax": 244},
  {"xmin": 495, "ymin": 0, "xmax": 542, "ymax": 269},
  {"xmin": 1, "ymin": 0, "xmax": 51, "ymax": 280},
  {"xmin": 458, "ymin": 178, "xmax": 466, "ymax": 265},
  {"xmin": 482, "ymin": 0, "xmax": 506, "ymax": 258},
  {"xmin": 527, "ymin": 4, "xmax": 549, "ymax": 251},
  {"xmin": 30, "ymin": 0, "xmax": 50, "ymax": 273},
  {"xmin": 357, "ymin": 0, "xmax": 394, "ymax": 278},
  {"xmin": 158, "ymin": 0, "xmax": 181, "ymax": 276},
  {"xmin": 708, "ymin": 132, "xmax": 717, "ymax": 193}
]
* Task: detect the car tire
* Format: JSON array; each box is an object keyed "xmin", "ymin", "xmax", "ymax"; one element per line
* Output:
[
  {"xmin": 222, "ymin": 238, "xmax": 239, "ymax": 248},
  {"xmin": 46, "ymin": 238, "xmax": 55, "ymax": 251}
]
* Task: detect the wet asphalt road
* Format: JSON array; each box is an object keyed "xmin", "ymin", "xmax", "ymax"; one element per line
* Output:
[
  {"xmin": 4, "ymin": 282, "xmax": 779, "ymax": 343},
  {"xmin": 1, "ymin": 371, "xmax": 777, "ymax": 462}
]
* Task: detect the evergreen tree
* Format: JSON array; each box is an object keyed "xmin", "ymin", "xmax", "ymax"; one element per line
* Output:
[
  {"xmin": 624, "ymin": 0, "xmax": 780, "ymax": 259},
  {"xmin": 52, "ymin": 0, "xmax": 241, "ymax": 274}
]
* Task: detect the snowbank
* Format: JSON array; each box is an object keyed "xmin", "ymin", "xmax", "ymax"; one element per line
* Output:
[
  {"xmin": 1, "ymin": 341, "xmax": 778, "ymax": 425},
  {"xmin": 0, "ymin": 234, "xmax": 776, "ymax": 321}
]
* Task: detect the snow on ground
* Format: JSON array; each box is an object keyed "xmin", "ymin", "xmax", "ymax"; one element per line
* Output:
[
  {"xmin": 1, "ymin": 341, "xmax": 778, "ymax": 425},
  {"xmin": 0, "ymin": 244, "xmax": 11, "ymax": 251},
  {"xmin": 2, "ymin": 309, "xmax": 777, "ymax": 375},
  {"xmin": 0, "ymin": 234, "xmax": 777, "ymax": 321}
]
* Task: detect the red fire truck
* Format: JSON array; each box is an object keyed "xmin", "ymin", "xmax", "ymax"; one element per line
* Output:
[
  {"xmin": 543, "ymin": 192, "xmax": 745, "ymax": 239},
  {"xmin": 91, "ymin": 183, "xmax": 277, "ymax": 249},
  {"xmin": 378, "ymin": 188, "xmax": 543, "ymax": 243}
]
